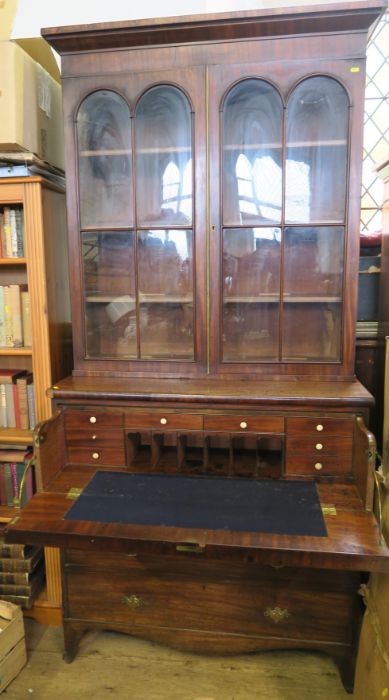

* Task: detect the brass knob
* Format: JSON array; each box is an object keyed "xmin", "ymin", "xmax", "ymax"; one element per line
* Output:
[
  {"xmin": 315, "ymin": 443, "xmax": 323, "ymax": 451},
  {"xmin": 160, "ymin": 417, "xmax": 167, "ymax": 425},
  {"xmin": 89, "ymin": 416, "xmax": 97, "ymax": 424},
  {"xmin": 314, "ymin": 462, "xmax": 323, "ymax": 471},
  {"xmin": 240, "ymin": 421, "xmax": 248, "ymax": 430},
  {"xmin": 92, "ymin": 452, "xmax": 100, "ymax": 460},
  {"xmin": 316, "ymin": 424, "xmax": 324, "ymax": 432}
]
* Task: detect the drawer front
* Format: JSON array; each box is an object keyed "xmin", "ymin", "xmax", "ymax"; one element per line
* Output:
[
  {"xmin": 66, "ymin": 428, "xmax": 122, "ymax": 447},
  {"xmin": 67, "ymin": 445, "xmax": 125, "ymax": 466},
  {"xmin": 125, "ymin": 413, "xmax": 203, "ymax": 431},
  {"xmin": 65, "ymin": 410, "xmax": 124, "ymax": 430},
  {"xmin": 64, "ymin": 567, "xmax": 354, "ymax": 644},
  {"xmin": 287, "ymin": 435, "xmax": 352, "ymax": 456},
  {"xmin": 285, "ymin": 454, "xmax": 352, "ymax": 476},
  {"xmin": 203, "ymin": 415, "xmax": 284, "ymax": 433},
  {"xmin": 287, "ymin": 417, "xmax": 354, "ymax": 437}
]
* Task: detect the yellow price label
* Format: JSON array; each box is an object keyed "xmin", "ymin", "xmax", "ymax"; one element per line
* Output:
[{"xmin": 350, "ymin": 66, "xmax": 360, "ymax": 73}]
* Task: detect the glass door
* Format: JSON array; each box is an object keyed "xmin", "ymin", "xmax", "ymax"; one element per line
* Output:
[
  {"xmin": 209, "ymin": 67, "xmax": 350, "ymax": 371},
  {"xmin": 74, "ymin": 69, "xmax": 206, "ymax": 373}
]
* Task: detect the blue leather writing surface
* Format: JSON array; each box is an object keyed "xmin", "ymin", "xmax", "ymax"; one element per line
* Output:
[{"xmin": 65, "ymin": 471, "xmax": 327, "ymax": 537}]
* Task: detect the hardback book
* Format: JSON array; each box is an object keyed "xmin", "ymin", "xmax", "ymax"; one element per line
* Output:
[
  {"xmin": 0, "ymin": 287, "xmax": 5, "ymax": 346},
  {"xmin": 3, "ymin": 285, "xmax": 23, "ymax": 348},
  {"xmin": 4, "ymin": 385, "xmax": 16, "ymax": 429},
  {"xmin": 16, "ymin": 373, "xmax": 32, "ymax": 431},
  {"xmin": 0, "ymin": 563, "xmax": 45, "ymax": 608},
  {"xmin": 0, "ymin": 211, "xmax": 4, "ymax": 257},
  {"xmin": 2, "ymin": 207, "xmax": 11, "ymax": 258},
  {"xmin": 0, "ymin": 385, "xmax": 7, "ymax": 428},
  {"xmin": 21, "ymin": 291, "xmax": 31, "ymax": 347},
  {"xmin": 0, "ymin": 546, "xmax": 43, "ymax": 572},
  {"xmin": 0, "ymin": 369, "xmax": 27, "ymax": 385},
  {"xmin": 14, "ymin": 207, "xmax": 24, "ymax": 258},
  {"xmin": 27, "ymin": 383, "xmax": 35, "ymax": 430},
  {"xmin": 9, "ymin": 209, "xmax": 18, "ymax": 258}
]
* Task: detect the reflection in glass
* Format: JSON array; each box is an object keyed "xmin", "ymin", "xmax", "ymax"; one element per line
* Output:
[
  {"xmin": 223, "ymin": 80, "xmax": 283, "ymax": 225},
  {"xmin": 285, "ymin": 77, "xmax": 349, "ymax": 223},
  {"xmin": 283, "ymin": 302, "xmax": 341, "ymax": 361},
  {"xmin": 135, "ymin": 86, "xmax": 192, "ymax": 227},
  {"xmin": 77, "ymin": 91, "xmax": 132, "ymax": 228},
  {"xmin": 138, "ymin": 230, "xmax": 194, "ymax": 359},
  {"xmin": 283, "ymin": 227, "xmax": 344, "ymax": 297},
  {"xmin": 82, "ymin": 231, "xmax": 137, "ymax": 358},
  {"xmin": 222, "ymin": 228, "xmax": 280, "ymax": 361}
]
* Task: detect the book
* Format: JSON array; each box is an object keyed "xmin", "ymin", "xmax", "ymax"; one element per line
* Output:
[
  {"xmin": 0, "ymin": 369, "xmax": 27, "ymax": 384},
  {"xmin": 2, "ymin": 207, "xmax": 11, "ymax": 258},
  {"xmin": 27, "ymin": 383, "xmax": 36, "ymax": 429},
  {"xmin": 21, "ymin": 291, "xmax": 31, "ymax": 347},
  {"xmin": 16, "ymin": 373, "xmax": 32, "ymax": 430},
  {"xmin": 4, "ymin": 285, "xmax": 23, "ymax": 348},
  {"xmin": 0, "ymin": 562, "xmax": 44, "ymax": 597},
  {"xmin": 3, "ymin": 464, "xmax": 13, "ymax": 506},
  {"xmin": 0, "ymin": 563, "xmax": 45, "ymax": 608},
  {"xmin": 15, "ymin": 207, "xmax": 24, "ymax": 258},
  {"xmin": 0, "ymin": 385, "xmax": 7, "ymax": 427},
  {"xmin": 0, "ymin": 569, "xmax": 35, "ymax": 584},
  {"xmin": 0, "ymin": 287, "xmax": 5, "ymax": 346},
  {"xmin": 0, "ymin": 546, "xmax": 43, "ymax": 572},
  {"xmin": 12, "ymin": 383, "xmax": 20, "ymax": 429},
  {"xmin": 4, "ymin": 385, "xmax": 16, "ymax": 429},
  {"xmin": 9, "ymin": 209, "xmax": 18, "ymax": 258}
]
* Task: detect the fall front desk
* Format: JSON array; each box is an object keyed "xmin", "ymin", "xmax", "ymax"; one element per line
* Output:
[{"xmin": 4, "ymin": 376, "xmax": 389, "ymax": 693}]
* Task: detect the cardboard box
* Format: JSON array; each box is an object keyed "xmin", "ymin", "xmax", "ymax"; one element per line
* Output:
[
  {"xmin": 354, "ymin": 580, "xmax": 389, "ymax": 700},
  {"xmin": 0, "ymin": 41, "xmax": 64, "ymax": 170},
  {"xmin": 0, "ymin": 600, "xmax": 27, "ymax": 693}
]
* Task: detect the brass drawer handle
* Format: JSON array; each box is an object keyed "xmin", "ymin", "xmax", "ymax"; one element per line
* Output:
[
  {"xmin": 316, "ymin": 424, "xmax": 324, "ymax": 432},
  {"xmin": 315, "ymin": 443, "xmax": 323, "ymax": 451},
  {"xmin": 160, "ymin": 417, "xmax": 168, "ymax": 425},
  {"xmin": 89, "ymin": 416, "xmax": 97, "ymax": 424},
  {"xmin": 314, "ymin": 462, "xmax": 323, "ymax": 471},
  {"xmin": 122, "ymin": 595, "xmax": 146, "ymax": 609},
  {"xmin": 264, "ymin": 607, "xmax": 291, "ymax": 624},
  {"xmin": 240, "ymin": 421, "xmax": 248, "ymax": 430}
]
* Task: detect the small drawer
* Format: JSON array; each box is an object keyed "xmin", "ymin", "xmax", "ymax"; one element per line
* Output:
[
  {"xmin": 285, "ymin": 454, "xmax": 352, "ymax": 476},
  {"xmin": 67, "ymin": 445, "xmax": 125, "ymax": 466},
  {"xmin": 65, "ymin": 410, "xmax": 123, "ymax": 430},
  {"xmin": 203, "ymin": 415, "xmax": 284, "ymax": 433},
  {"xmin": 125, "ymin": 413, "xmax": 203, "ymax": 431},
  {"xmin": 287, "ymin": 417, "xmax": 354, "ymax": 437},
  {"xmin": 287, "ymin": 435, "xmax": 352, "ymax": 456},
  {"xmin": 66, "ymin": 428, "xmax": 122, "ymax": 447}
]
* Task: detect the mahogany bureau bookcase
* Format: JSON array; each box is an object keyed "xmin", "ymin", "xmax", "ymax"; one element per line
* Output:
[{"xmin": 5, "ymin": 1, "xmax": 389, "ymax": 692}]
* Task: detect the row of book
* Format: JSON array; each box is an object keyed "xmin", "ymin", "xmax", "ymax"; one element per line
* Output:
[
  {"xmin": 0, "ymin": 206, "xmax": 25, "ymax": 259},
  {"xmin": 0, "ymin": 285, "xmax": 31, "ymax": 348},
  {"xmin": 0, "ymin": 369, "xmax": 35, "ymax": 430},
  {"xmin": 0, "ymin": 449, "xmax": 34, "ymax": 507},
  {"xmin": 0, "ymin": 534, "xmax": 44, "ymax": 609}
]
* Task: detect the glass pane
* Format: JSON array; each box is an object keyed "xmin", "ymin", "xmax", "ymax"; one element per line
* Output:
[
  {"xmin": 283, "ymin": 227, "xmax": 344, "ymax": 297},
  {"xmin": 222, "ymin": 80, "xmax": 283, "ymax": 225},
  {"xmin": 82, "ymin": 231, "xmax": 137, "ymax": 358},
  {"xmin": 285, "ymin": 77, "xmax": 349, "ymax": 223},
  {"xmin": 138, "ymin": 230, "xmax": 194, "ymax": 359},
  {"xmin": 282, "ymin": 302, "xmax": 341, "ymax": 361},
  {"xmin": 77, "ymin": 91, "xmax": 132, "ymax": 228},
  {"xmin": 135, "ymin": 86, "xmax": 192, "ymax": 227},
  {"xmin": 222, "ymin": 227, "xmax": 280, "ymax": 361}
]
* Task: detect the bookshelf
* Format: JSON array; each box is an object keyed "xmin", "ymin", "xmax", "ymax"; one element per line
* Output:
[{"xmin": 0, "ymin": 175, "xmax": 72, "ymax": 621}]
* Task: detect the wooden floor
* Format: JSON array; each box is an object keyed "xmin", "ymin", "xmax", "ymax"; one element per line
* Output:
[{"xmin": 4, "ymin": 619, "xmax": 352, "ymax": 699}]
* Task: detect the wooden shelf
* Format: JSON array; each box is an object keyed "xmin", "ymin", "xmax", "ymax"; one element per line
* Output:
[
  {"xmin": 0, "ymin": 347, "xmax": 32, "ymax": 356},
  {"xmin": 224, "ymin": 139, "xmax": 347, "ymax": 151},
  {"xmin": 0, "ymin": 257, "xmax": 27, "ymax": 265},
  {"xmin": 0, "ymin": 428, "xmax": 33, "ymax": 444},
  {"xmin": 224, "ymin": 296, "xmax": 342, "ymax": 303}
]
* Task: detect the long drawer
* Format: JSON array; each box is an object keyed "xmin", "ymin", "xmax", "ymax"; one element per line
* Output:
[{"xmin": 64, "ymin": 554, "xmax": 356, "ymax": 645}]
